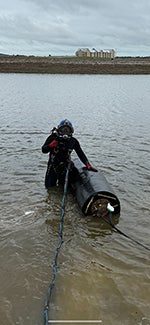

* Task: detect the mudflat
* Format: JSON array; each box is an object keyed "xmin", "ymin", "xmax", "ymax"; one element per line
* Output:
[{"xmin": 0, "ymin": 55, "xmax": 150, "ymax": 74}]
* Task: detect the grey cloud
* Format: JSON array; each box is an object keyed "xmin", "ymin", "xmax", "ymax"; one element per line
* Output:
[{"xmin": 0, "ymin": 0, "xmax": 150, "ymax": 56}]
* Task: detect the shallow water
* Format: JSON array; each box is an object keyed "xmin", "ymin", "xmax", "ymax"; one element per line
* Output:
[{"xmin": 0, "ymin": 74, "xmax": 150, "ymax": 325}]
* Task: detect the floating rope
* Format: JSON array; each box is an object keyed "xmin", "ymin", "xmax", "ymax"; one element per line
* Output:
[
  {"xmin": 101, "ymin": 213, "xmax": 150, "ymax": 251},
  {"xmin": 44, "ymin": 156, "xmax": 71, "ymax": 325}
]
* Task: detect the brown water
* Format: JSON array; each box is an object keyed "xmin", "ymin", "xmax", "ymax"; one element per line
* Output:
[{"xmin": 0, "ymin": 74, "xmax": 150, "ymax": 325}]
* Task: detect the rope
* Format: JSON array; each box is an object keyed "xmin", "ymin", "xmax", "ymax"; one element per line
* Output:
[
  {"xmin": 44, "ymin": 155, "xmax": 71, "ymax": 325},
  {"xmin": 43, "ymin": 161, "xmax": 149, "ymax": 323},
  {"xmin": 101, "ymin": 213, "xmax": 150, "ymax": 251}
]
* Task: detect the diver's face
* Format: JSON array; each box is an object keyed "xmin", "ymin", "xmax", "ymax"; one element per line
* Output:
[{"xmin": 59, "ymin": 126, "xmax": 72, "ymax": 136}]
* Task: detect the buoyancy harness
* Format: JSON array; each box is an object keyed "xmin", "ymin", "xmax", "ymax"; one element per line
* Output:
[{"xmin": 48, "ymin": 135, "xmax": 73, "ymax": 179}]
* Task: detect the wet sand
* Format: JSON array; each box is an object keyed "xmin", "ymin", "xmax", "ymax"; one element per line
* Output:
[{"xmin": 0, "ymin": 55, "xmax": 150, "ymax": 74}]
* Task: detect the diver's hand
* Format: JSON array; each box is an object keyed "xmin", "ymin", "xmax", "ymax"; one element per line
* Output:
[
  {"xmin": 49, "ymin": 140, "xmax": 58, "ymax": 148},
  {"xmin": 86, "ymin": 163, "xmax": 98, "ymax": 172}
]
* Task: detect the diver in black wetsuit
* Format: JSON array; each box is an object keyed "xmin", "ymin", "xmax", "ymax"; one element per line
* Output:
[{"xmin": 42, "ymin": 119, "xmax": 98, "ymax": 189}]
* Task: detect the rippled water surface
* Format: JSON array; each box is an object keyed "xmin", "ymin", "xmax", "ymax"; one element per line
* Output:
[{"xmin": 0, "ymin": 74, "xmax": 150, "ymax": 325}]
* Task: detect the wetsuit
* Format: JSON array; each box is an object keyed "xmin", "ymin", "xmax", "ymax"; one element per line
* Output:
[{"xmin": 42, "ymin": 130, "xmax": 89, "ymax": 188}]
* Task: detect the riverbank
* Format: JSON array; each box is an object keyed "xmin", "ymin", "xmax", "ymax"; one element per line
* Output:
[{"xmin": 0, "ymin": 55, "xmax": 150, "ymax": 74}]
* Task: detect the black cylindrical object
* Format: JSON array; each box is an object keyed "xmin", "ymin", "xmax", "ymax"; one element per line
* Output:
[{"xmin": 71, "ymin": 159, "xmax": 120, "ymax": 216}]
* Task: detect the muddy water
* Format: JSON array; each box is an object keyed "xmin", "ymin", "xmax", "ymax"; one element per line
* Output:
[{"xmin": 0, "ymin": 74, "xmax": 149, "ymax": 325}]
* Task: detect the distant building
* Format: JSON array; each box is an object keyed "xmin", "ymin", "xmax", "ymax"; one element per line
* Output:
[
  {"xmin": 75, "ymin": 48, "xmax": 91, "ymax": 58},
  {"xmin": 76, "ymin": 48, "xmax": 115, "ymax": 59}
]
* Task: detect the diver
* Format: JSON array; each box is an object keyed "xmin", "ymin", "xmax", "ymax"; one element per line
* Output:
[{"xmin": 42, "ymin": 119, "xmax": 98, "ymax": 189}]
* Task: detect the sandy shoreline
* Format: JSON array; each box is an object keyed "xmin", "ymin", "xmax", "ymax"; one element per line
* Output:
[{"xmin": 0, "ymin": 55, "xmax": 150, "ymax": 74}]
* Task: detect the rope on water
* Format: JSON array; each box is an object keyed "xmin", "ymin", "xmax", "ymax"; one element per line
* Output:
[
  {"xmin": 44, "ymin": 156, "xmax": 71, "ymax": 325},
  {"xmin": 101, "ymin": 213, "xmax": 150, "ymax": 251}
]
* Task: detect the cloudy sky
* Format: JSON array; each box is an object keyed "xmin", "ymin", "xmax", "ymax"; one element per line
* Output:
[{"xmin": 0, "ymin": 0, "xmax": 150, "ymax": 57}]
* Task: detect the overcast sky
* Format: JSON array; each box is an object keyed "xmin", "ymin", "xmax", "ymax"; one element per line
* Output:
[{"xmin": 0, "ymin": 0, "xmax": 150, "ymax": 57}]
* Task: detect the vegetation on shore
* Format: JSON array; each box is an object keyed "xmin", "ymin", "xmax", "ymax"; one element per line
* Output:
[{"xmin": 0, "ymin": 54, "xmax": 150, "ymax": 74}]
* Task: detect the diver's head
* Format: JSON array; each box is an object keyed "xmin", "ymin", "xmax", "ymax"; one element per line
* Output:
[{"xmin": 57, "ymin": 119, "xmax": 74, "ymax": 139}]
